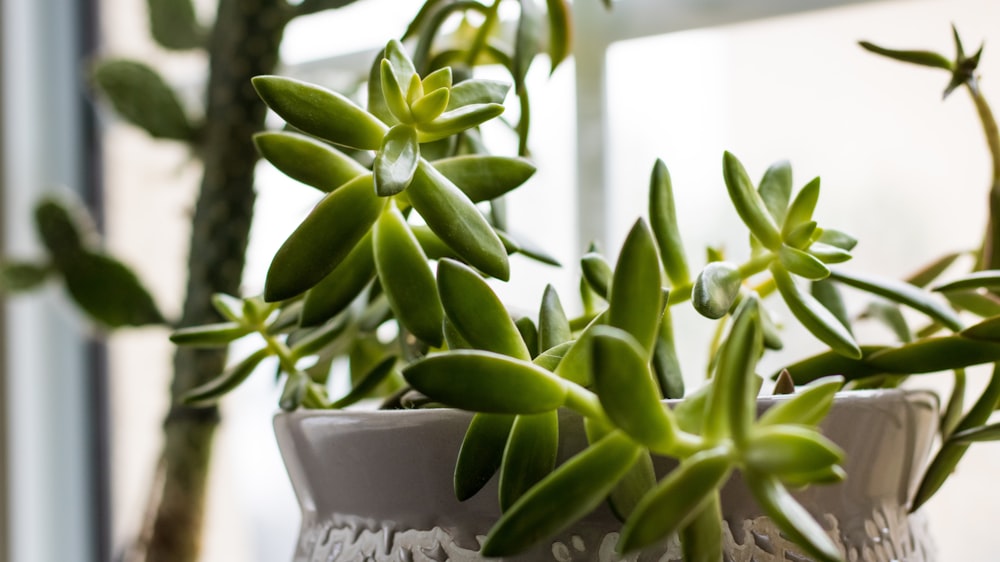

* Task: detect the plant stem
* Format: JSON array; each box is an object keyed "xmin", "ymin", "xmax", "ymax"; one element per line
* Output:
[
  {"xmin": 967, "ymin": 78, "xmax": 1000, "ymax": 270},
  {"xmin": 138, "ymin": 1, "xmax": 290, "ymax": 561},
  {"xmin": 464, "ymin": 0, "xmax": 501, "ymax": 67}
]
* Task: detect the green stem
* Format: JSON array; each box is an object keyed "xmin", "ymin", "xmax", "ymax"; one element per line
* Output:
[
  {"xmin": 967, "ymin": 79, "xmax": 1000, "ymax": 270},
  {"xmin": 464, "ymin": 0, "xmax": 501, "ymax": 67}
]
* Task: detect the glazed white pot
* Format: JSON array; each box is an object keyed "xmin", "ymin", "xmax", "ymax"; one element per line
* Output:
[{"xmin": 274, "ymin": 389, "xmax": 938, "ymax": 561}]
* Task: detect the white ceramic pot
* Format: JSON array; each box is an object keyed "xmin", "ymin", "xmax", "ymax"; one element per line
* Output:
[{"xmin": 274, "ymin": 388, "xmax": 938, "ymax": 561}]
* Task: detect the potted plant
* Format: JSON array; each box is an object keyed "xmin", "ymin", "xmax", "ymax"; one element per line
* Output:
[{"xmin": 168, "ymin": 6, "xmax": 1000, "ymax": 562}]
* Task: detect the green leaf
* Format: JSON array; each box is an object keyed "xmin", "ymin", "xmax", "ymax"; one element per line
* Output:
[
  {"xmin": 722, "ymin": 152, "xmax": 782, "ymax": 250},
  {"xmin": 264, "ymin": 174, "xmax": 386, "ymax": 301},
  {"xmin": 481, "ymin": 431, "xmax": 642, "ymax": 556},
  {"xmin": 416, "ymin": 103, "xmax": 506, "ymax": 143},
  {"xmin": 289, "ymin": 316, "xmax": 351, "ymax": 359},
  {"xmin": 941, "ymin": 370, "xmax": 966, "ymax": 438},
  {"xmin": 374, "ymin": 124, "xmax": 420, "ymax": 196},
  {"xmin": 499, "ymin": 411, "xmax": 559, "ymax": 511},
  {"xmin": 300, "ymin": 232, "xmax": 375, "ymax": 326},
  {"xmin": 446, "ymin": 79, "xmax": 510, "ymax": 109},
  {"xmin": 652, "ymin": 303, "xmax": 685, "ymax": 399},
  {"xmin": 649, "ymin": 159, "xmax": 690, "ymax": 286},
  {"xmin": 438, "ymin": 259, "xmax": 529, "ymax": 359},
  {"xmin": 830, "ymin": 268, "xmax": 963, "ymax": 332},
  {"xmin": 865, "ymin": 336, "xmax": 1000, "ymax": 374},
  {"xmin": 581, "ymin": 252, "xmax": 612, "ymax": 299},
  {"xmin": 758, "ymin": 160, "xmax": 792, "ymax": 225},
  {"xmin": 403, "ymin": 350, "xmax": 567, "ymax": 413},
  {"xmin": 373, "ymin": 204, "xmax": 444, "ymax": 347},
  {"xmin": 92, "ymin": 59, "xmax": 194, "ymax": 141},
  {"xmin": 961, "ymin": 315, "xmax": 1000, "ymax": 341},
  {"xmin": 859, "ymin": 41, "xmax": 953, "ymax": 70},
  {"xmin": 513, "ymin": 0, "xmax": 543, "ymax": 84},
  {"xmin": 421, "ymin": 67, "xmax": 453, "ymax": 93},
  {"xmin": 455, "ymin": 413, "xmax": 515, "ymax": 501},
  {"xmin": 745, "ymin": 425, "xmax": 844, "ymax": 476},
  {"xmin": 692, "ymin": 261, "xmax": 741, "ymax": 320},
  {"xmin": 807, "ymin": 242, "xmax": 852, "ymax": 264},
  {"xmin": 608, "ymin": 220, "xmax": 663, "ymax": 355},
  {"xmin": 906, "ymin": 251, "xmax": 963, "ymax": 287},
  {"xmin": 254, "ymin": 132, "xmax": 367, "ymax": 193},
  {"xmin": 758, "ymin": 376, "xmax": 845, "ymax": 426},
  {"xmin": 538, "ymin": 285, "xmax": 571, "ymax": 353},
  {"xmin": 608, "ymin": 452, "xmax": 656, "ymax": 520},
  {"xmin": 0, "ymin": 261, "xmax": 51, "ymax": 292},
  {"xmin": 591, "ymin": 326, "xmax": 677, "ymax": 451},
  {"xmin": 913, "ymin": 365, "xmax": 1000, "ymax": 510},
  {"xmin": 779, "ymin": 245, "xmax": 830, "ymax": 280},
  {"xmin": 516, "ymin": 316, "xmax": 540, "ymax": 359},
  {"xmin": 619, "ymin": 447, "xmax": 732, "ymax": 553},
  {"xmin": 331, "ymin": 355, "xmax": 397, "ymax": 408},
  {"xmin": 211, "ymin": 294, "xmax": 243, "ymax": 322},
  {"xmin": 810, "ymin": 279, "xmax": 852, "ymax": 336},
  {"xmin": 181, "ymin": 348, "xmax": 271, "ymax": 406},
  {"xmin": 35, "ymin": 198, "xmax": 90, "ymax": 263},
  {"xmin": 862, "ymin": 299, "xmax": 913, "ymax": 343},
  {"xmin": 407, "ymin": 161, "xmax": 510, "ymax": 281},
  {"xmin": 772, "ymin": 264, "xmax": 860, "ymax": 358},
  {"xmin": 747, "ymin": 475, "xmax": 842, "ymax": 562},
  {"xmin": 379, "ymin": 58, "xmax": 414, "ymax": 123},
  {"xmin": 944, "ymin": 289, "xmax": 1000, "ymax": 318},
  {"xmin": 705, "ymin": 296, "xmax": 761, "ymax": 442},
  {"xmin": 784, "ymin": 220, "xmax": 817, "ymax": 250},
  {"xmin": 553, "ymin": 320, "xmax": 603, "ymax": 386},
  {"xmin": 817, "ymin": 228, "xmax": 857, "ymax": 251},
  {"xmin": 252, "ymin": 76, "xmax": 388, "ymax": 150},
  {"xmin": 544, "ymin": 0, "xmax": 573, "ymax": 72},
  {"xmin": 279, "ymin": 372, "xmax": 308, "ymax": 411},
  {"xmin": 411, "ymin": 87, "xmax": 450, "ymax": 123},
  {"xmin": 680, "ymin": 495, "xmax": 724, "ymax": 562},
  {"xmin": 170, "ymin": 322, "xmax": 251, "ymax": 347},
  {"xmin": 934, "ymin": 270, "xmax": 1000, "ymax": 293},
  {"xmin": 781, "ymin": 177, "xmax": 820, "ymax": 239},
  {"xmin": 146, "ymin": 0, "xmax": 205, "ymax": 50},
  {"xmin": 60, "ymin": 251, "xmax": 165, "ymax": 327},
  {"xmin": 431, "ymin": 155, "xmax": 536, "ymax": 203}
]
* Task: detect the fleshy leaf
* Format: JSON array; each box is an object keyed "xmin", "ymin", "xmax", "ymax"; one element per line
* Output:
[
  {"xmin": 608, "ymin": 220, "xmax": 663, "ymax": 355},
  {"xmin": 373, "ymin": 205, "xmax": 444, "ymax": 346},
  {"xmin": 747, "ymin": 475, "xmax": 842, "ymax": 562},
  {"xmin": 771, "ymin": 264, "xmax": 860, "ymax": 358},
  {"xmin": 300, "ymin": 232, "xmax": 375, "ymax": 326},
  {"xmin": 830, "ymin": 268, "xmax": 963, "ymax": 332},
  {"xmin": 722, "ymin": 152, "xmax": 782, "ymax": 250},
  {"xmin": 92, "ymin": 59, "xmax": 194, "ymax": 141},
  {"xmin": 264, "ymin": 174, "xmax": 385, "ymax": 301},
  {"xmin": 374, "ymin": 124, "xmax": 420, "ymax": 196},
  {"xmin": 438, "ymin": 259, "xmax": 529, "ymax": 359},
  {"xmin": 432, "ymin": 155, "xmax": 536, "ymax": 202},
  {"xmin": 692, "ymin": 261, "xmax": 741, "ymax": 320},
  {"xmin": 255, "ymin": 132, "xmax": 367, "ymax": 193},
  {"xmin": 499, "ymin": 411, "xmax": 559, "ymax": 511},
  {"xmin": 181, "ymin": 348, "xmax": 271, "ymax": 405},
  {"xmin": 649, "ymin": 159, "xmax": 690, "ymax": 286},
  {"xmin": 403, "ymin": 350, "xmax": 567, "ymax": 413},
  {"xmin": 455, "ymin": 413, "xmax": 515, "ymax": 501}
]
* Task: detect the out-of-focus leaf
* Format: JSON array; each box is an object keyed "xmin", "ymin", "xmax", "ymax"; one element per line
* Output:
[
  {"xmin": 516, "ymin": 316, "xmax": 540, "ymax": 359},
  {"xmin": 403, "ymin": 350, "xmax": 567, "ymax": 413},
  {"xmin": 481, "ymin": 431, "xmax": 641, "ymax": 557},
  {"xmin": 944, "ymin": 289, "xmax": 1000, "ymax": 318},
  {"xmin": 93, "ymin": 59, "xmax": 194, "ymax": 141},
  {"xmin": 865, "ymin": 336, "xmax": 1000, "ymax": 373},
  {"xmin": 608, "ymin": 451, "xmax": 655, "ymax": 521},
  {"xmin": 906, "ymin": 252, "xmax": 963, "ymax": 287},
  {"xmin": 941, "ymin": 369, "xmax": 966, "ymax": 438},
  {"xmin": 619, "ymin": 447, "xmax": 732, "ymax": 553},
  {"xmin": 680, "ymin": 495, "xmax": 723, "ymax": 562},
  {"xmin": 538, "ymin": 285, "xmax": 571, "ymax": 352},
  {"xmin": 300, "ymin": 232, "xmax": 375, "ymax": 326},
  {"xmin": 499, "ymin": 411, "xmax": 559, "ymax": 511},
  {"xmin": 513, "ymin": 0, "xmax": 543, "ymax": 84},
  {"xmin": 254, "ymin": 132, "xmax": 367, "ymax": 193},
  {"xmin": 264, "ymin": 174, "xmax": 385, "ymax": 302},
  {"xmin": 859, "ymin": 41, "xmax": 953, "ymax": 70},
  {"xmin": 861, "ymin": 299, "xmax": 913, "ymax": 343},
  {"xmin": 146, "ymin": 0, "xmax": 205, "ymax": 50},
  {"xmin": 608, "ymin": 220, "xmax": 663, "ymax": 355},
  {"xmin": 807, "ymin": 242, "xmax": 852, "ymax": 264},
  {"xmin": 170, "ymin": 322, "xmax": 251, "ymax": 347},
  {"xmin": 581, "ymin": 252, "xmax": 612, "ymax": 299},
  {"xmin": 831, "ymin": 268, "xmax": 963, "ymax": 332},
  {"xmin": 373, "ymin": 204, "xmax": 443, "ymax": 347},
  {"xmin": 446, "ymin": 79, "xmax": 510, "ymax": 110},
  {"xmin": 747, "ymin": 475, "xmax": 842, "ymax": 562},
  {"xmin": 951, "ymin": 422, "xmax": 1000, "ymax": 443},
  {"xmin": 438, "ymin": 259, "xmax": 529, "ymax": 359},
  {"xmin": 817, "ymin": 228, "xmax": 857, "ymax": 251},
  {"xmin": 934, "ymin": 270, "xmax": 1000, "ymax": 293},
  {"xmin": 455, "ymin": 413, "xmax": 515, "ymax": 501},
  {"xmin": 692, "ymin": 261, "xmax": 741, "ymax": 320},
  {"xmin": 60, "ymin": 251, "xmax": 165, "ymax": 327},
  {"xmin": 545, "ymin": 0, "xmax": 573, "ymax": 73},
  {"xmin": 407, "ymin": 161, "xmax": 510, "ymax": 281},
  {"xmin": 331, "ymin": 355, "xmax": 397, "ymax": 408},
  {"xmin": 649, "ymin": 159, "xmax": 690, "ymax": 286},
  {"xmin": 722, "ymin": 152, "xmax": 782, "ymax": 250},
  {"xmin": 432, "ymin": 155, "xmax": 536, "ymax": 202},
  {"xmin": 252, "ymin": 75, "xmax": 388, "ymax": 150},
  {"xmin": 591, "ymin": 326, "xmax": 676, "ymax": 451},
  {"xmin": 182, "ymin": 348, "xmax": 270, "ymax": 406},
  {"xmin": 0, "ymin": 261, "xmax": 51, "ymax": 292}
]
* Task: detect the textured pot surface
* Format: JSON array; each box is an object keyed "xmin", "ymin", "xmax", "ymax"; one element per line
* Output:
[{"xmin": 274, "ymin": 389, "xmax": 938, "ymax": 561}]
